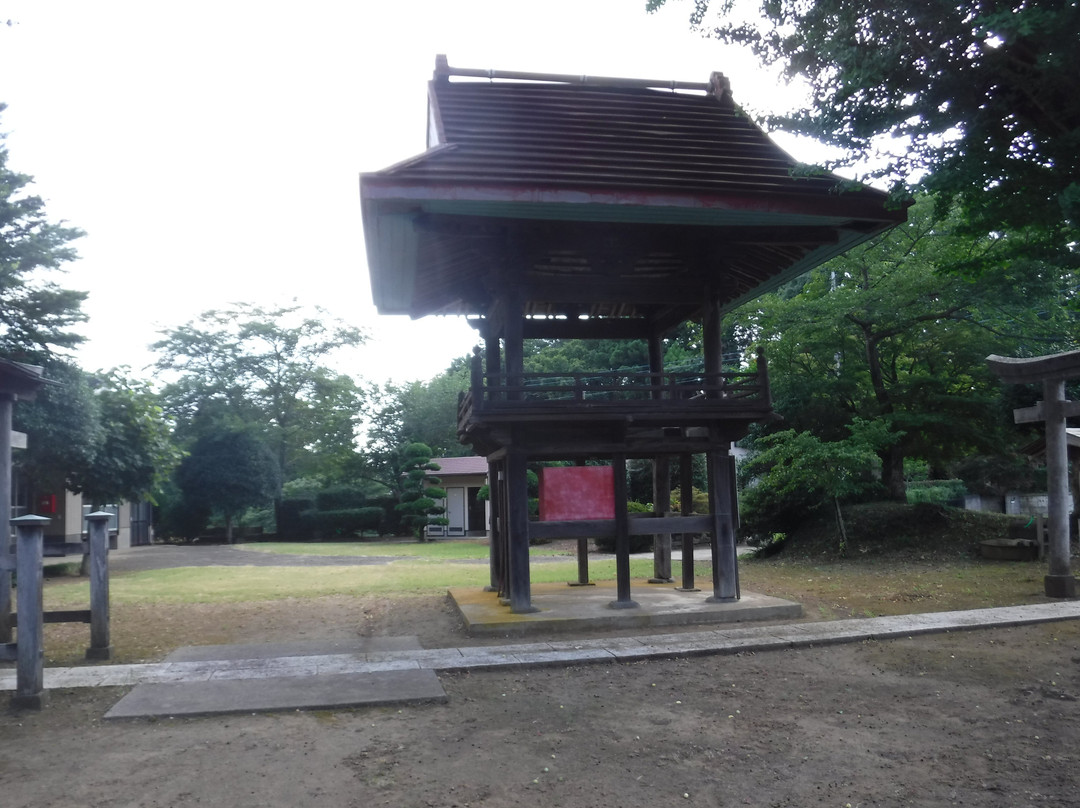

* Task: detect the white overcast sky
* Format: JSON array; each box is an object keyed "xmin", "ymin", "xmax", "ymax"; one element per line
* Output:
[{"xmin": 0, "ymin": 0, "xmax": 818, "ymax": 386}]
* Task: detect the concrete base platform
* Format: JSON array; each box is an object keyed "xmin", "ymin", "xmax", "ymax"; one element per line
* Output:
[
  {"xmin": 105, "ymin": 668, "xmax": 446, "ymax": 719},
  {"xmin": 450, "ymin": 581, "xmax": 802, "ymax": 635}
]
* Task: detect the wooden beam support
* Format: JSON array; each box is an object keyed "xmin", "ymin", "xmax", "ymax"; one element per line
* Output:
[
  {"xmin": 609, "ymin": 454, "xmax": 638, "ymax": 609},
  {"xmin": 649, "ymin": 455, "xmax": 674, "ymax": 583},
  {"xmin": 706, "ymin": 447, "xmax": 740, "ymax": 603},
  {"xmin": 676, "ymin": 454, "xmax": 699, "ymax": 592},
  {"xmin": 505, "ymin": 449, "xmax": 537, "ymax": 613}
]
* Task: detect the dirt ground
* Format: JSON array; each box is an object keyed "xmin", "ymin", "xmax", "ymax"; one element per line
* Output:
[{"xmin": 4, "ymin": 590, "xmax": 1080, "ymax": 808}]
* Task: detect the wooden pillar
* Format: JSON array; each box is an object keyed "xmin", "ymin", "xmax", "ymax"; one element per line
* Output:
[
  {"xmin": 568, "ymin": 459, "xmax": 592, "ymax": 586},
  {"xmin": 0, "ymin": 393, "xmax": 13, "ymax": 644},
  {"xmin": 484, "ymin": 329, "xmax": 502, "ymax": 402},
  {"xmin": 649, "ymin": 456, "xmax": 673, "ymax": 583},
  {"xmin": 1043, "ymin": 379, "xmax": 1077, "ymax": 596},
  {"xmin": 648, "ymin": 332, "xmax": 664, "ymax": 401},
  {"xmin": 609, "ymin": 454, "xmax": 638, "ymax": 609},
  {"xmin": 702, "ymin": 293, "xmax": 723, "ymax": 397},
  {"xmin": 503, "ymin": 297, "xmax": 524, "ymax": 400},
  {"xmin": 85, "ymin": 511, "xmax": 113, "ymax": 660},
  {"xmin": 11, "ymin": 514, "xmax": 49, "ymax": 710},
  {"xmin": 676, "ymin": 454, "xmax": 699, "ymax": 592},
  {"xmin": 506, "ymin": 449, "xmax": 536, "ymax": 613},
  {"xmin": 706, "ymin": 445, "xmax": 740, "ymax": 603},
  {"xmin": 486, "ymin": 460, "xmax": 502, "ymax": 592}
]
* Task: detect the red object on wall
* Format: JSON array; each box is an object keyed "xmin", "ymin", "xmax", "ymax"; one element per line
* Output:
[
  {"xmin": 539, "ymin": 466, "xmax": 615, "ymax": 521},
  {"xmin": 36, "ymin": 494, "xmax": 57, "ymax": 515}
]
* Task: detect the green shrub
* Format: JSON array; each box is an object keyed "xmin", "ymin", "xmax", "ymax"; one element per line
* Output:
[
  {"xmin": 277, "ymin": 497, "xmax": 315, "ymax": 540},
  {"xmin": 594, "ymin": 503, "xmax": 655, "ymax": 553},
  {"xmin": 300, "ymin": 506, "xmax": 385, "ymax": 539},
  {"xmin": 906, "ymin": 479, "xmax": 967, "ymax": 505},
  {"xmin": 315, "ymin": 485, "xmax": 367, "ymax": 511}
]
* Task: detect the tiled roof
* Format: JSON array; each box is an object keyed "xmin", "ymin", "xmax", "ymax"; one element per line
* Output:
[{"xmin": 361, "ymin": 57, "xmax": 907, "ymax": 321}]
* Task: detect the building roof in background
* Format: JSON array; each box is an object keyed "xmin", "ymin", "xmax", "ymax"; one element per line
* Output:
[{"xmin": 429, "ymin": 456, "xmax": 488, "ymax": 476}]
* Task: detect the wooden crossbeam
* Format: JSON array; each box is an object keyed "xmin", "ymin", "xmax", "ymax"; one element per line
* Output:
[
  {"xmin": 529, "ymin": 514, "xmax": 712, "ymax": 541},
  {"xmin": 8, "ymin": 609, "xmax": 91, "ymax": 627}
]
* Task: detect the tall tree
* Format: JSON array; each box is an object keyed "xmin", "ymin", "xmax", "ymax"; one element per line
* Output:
[
  {"xmin": 14, "ymin": 363, "xmax": 182, "ymax": 507},
  {"xmin": 153, "ymin": 303, "xmax": 366, "ymax": 485},
  {"xmin": 0, "ymin": 104, "xmax": 88, "ymax": 361},
  {"xmin": 175, "ymin": 428, "xmax": 280, "ymax": 542},
  {"xmin": 395, "ymin": 442, "xmax": 447, "ymax": 541},
  {"xmin": 651, "ymin": 1, "xmax": 1080, "ymax": 247},
  {"xmin": 736, "ymin": 198, "xmax": 1074, "ymax": 497},
  {"xmin": 68, "ymin": 370, "xmax": 184, "ymax": 507}
]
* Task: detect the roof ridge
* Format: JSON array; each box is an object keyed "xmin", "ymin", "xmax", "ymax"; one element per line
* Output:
[{"xmin": 433, "ymin": 53, "xmax": 726, "ymax": 98}]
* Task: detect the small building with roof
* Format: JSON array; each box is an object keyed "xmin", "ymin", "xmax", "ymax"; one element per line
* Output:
[{"xmin": 424, "ymin": 455, "xmax": 490, "ymax": 538}]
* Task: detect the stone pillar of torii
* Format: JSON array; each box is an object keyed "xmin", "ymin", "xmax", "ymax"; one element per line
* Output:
[{"xmin": 987, "ymin": 351, "xmax": 1080, "ymax": 598}]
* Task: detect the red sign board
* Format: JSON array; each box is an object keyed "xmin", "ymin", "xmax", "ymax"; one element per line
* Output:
[
  {"xmin": 36, "ymin": 493, "xmax": 57, "ymax": 515},
  {"xmin": 539, "ymin": 466, "xmax": 615, "ymax": 521}
]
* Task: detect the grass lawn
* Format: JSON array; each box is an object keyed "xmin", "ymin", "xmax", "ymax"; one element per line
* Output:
[
  {"xmin": 43, "ymin": 552, "xmax": 659, "ymax": 606},
  {"xmin": 41, "ymin": 539, "xmax": 1050, "ymax": 617}
]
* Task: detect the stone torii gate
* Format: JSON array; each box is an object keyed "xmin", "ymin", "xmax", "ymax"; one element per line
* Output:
[{"xmin": 987, "ymin": 350, "xmax": 1080, "ymax": 598}]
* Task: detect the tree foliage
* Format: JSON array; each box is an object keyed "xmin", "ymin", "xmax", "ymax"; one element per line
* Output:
[
  {"xmin": 68, "ymin": 369, "xmax": 184, "ymax": 506},
  {"xmin": 0, "ymin": 104, "xmax": 88, "ymax": 361},
  {"xmin": 175, "ymin": 428, "xmax": 281, "ymax": 542},
  {"xmin": 735, "ymin": 197, "xmax": 1074, "ymax": 498},
  {"xmin": 395, "ymin": 442, "xmax": 447, "ymax": 540},
  {"xmin": 13, "ymin": 360, "xmax": 100, "ymax": 493},
  {"xmin": 651, "ymin": 1, "xmax": 1080, "ymax": 246},
  {"xmin": 14, "ymin": 363, "xmax": 180, "ymax": 505},
  {"xmin": 153, "ymin": 303, "xmax": 366, "ymax": 484},
  {"xmin": 739, "ymin": 419, "xmax": 897, "ymax": 550}
]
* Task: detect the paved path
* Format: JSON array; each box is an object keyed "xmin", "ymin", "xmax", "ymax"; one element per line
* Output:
[{"xmin": 5, "ymin": 601, "xmax": 1079, "ymax": 694}]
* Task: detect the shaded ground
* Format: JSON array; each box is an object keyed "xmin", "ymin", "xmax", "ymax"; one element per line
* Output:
[
  {"xmin": 5, "ymin": 535, "xmax": 1080, "ymax": 807},
  {"xmin": 3, "ymin": 614, "xmax": 1079, "ymax": 808}
]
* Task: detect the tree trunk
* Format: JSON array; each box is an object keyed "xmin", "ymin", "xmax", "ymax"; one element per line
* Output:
[
  {"xmin": 861, "ymin": 326, "xmax": 906, "ymax": 501},
  {"xmin": 880, "ymin": 443, "xmax": 907, "ymax": 501},
  {"xmin": 226, "ymin": 513, "xmax": 235, "ymax": 544},
  {"xmin": 833, "ymin": 497, "xmax": 849, "ymax": 557}
]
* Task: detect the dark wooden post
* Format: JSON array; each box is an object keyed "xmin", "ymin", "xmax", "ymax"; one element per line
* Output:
[
  {"xmin": 0, "ymin": 393, "xmax": 13, "ymax": 644},
  {"xmin": 676, "ymin": 454, "xmax": 699, "ymax": 592},
  {"xmin": 609, "ymin": 454, "xmax": 638, "ymax": 609},
  {"xmin": 486, "ymin": 459, "xmax": 502, "ymax": 592},
  {"xmin": 703, "ymin": 293, "xmax": 723, "ymax": 397},
  {"xmin": 506, "ymin": 449, "xmax": 537, "ymax": 613},
  {"xmin": 706, "ymin": 446, "xmax": 739, "ymax": 603},
  {"xmin": 85, "ymin": 511, "xmax": 113, "ymax": 660},
  {"xmin": 12, "ymin": 514, "xmax": 49, "ymax": 710},
  {"xmin": 503, "ymin": 298, "xmax": 524, "ymax": 400},
  {"xmin": 484, "ymin": 330, "xmax": 502, "ymax": 402},
  {"xmin": 649, "ymin": 456, "xmax": 673, "ymax": 583},
  {"xmin": 568, "ymin": 459, "xmax": 593, "ymax": 586}
]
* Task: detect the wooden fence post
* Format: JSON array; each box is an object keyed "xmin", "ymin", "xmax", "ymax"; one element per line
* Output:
[
  {"xmin": 11, "ymin": 514, "xmax": 49, "ymax": 710},
  {"xmin": 85, "ymin": 511, "xmax": 113, "ymax": 660}
]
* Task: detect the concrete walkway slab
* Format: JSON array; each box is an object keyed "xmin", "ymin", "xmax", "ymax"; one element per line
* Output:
[
  {"xmin": 5, "ymin": 602, "xmax": 1080, "ymax": 720},
  {"xmin": 165, "ymin": 636, "xmax": 421, "ymax": 662},
  {"xmin": 105, "ymin": 669, "xmax": 446, "ymax": 719}
]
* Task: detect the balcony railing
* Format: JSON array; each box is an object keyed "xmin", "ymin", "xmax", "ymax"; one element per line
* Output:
[{"xmin": 458, "ymin": 348, "xmax": 772, "ymax": 430}]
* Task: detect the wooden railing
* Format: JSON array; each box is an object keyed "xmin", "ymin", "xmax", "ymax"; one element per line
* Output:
[{"xmin": 459, "ymin": 348, "xmax": 772, "ymax": 427}]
